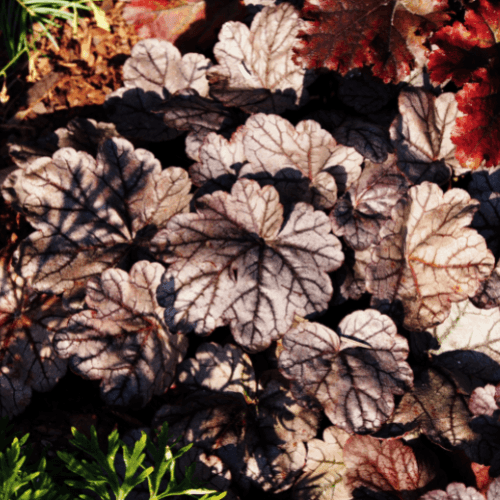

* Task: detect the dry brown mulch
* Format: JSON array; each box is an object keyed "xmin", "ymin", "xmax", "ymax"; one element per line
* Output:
[{"xmin": 0, "ymin": 0, "xmax": 140, "ymax": 172}]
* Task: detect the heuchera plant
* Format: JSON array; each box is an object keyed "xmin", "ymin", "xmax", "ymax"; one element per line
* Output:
[{"xmin": 5, "ymin": 0, "xmax": 500, "ymax": 499}]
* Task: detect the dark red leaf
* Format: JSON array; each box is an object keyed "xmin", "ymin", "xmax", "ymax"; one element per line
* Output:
[
  {"xmin": 428, "ymin": 0, "xmax": 500, "ymax": 87},
  {"xmin": 293, "ymin": 0, "xmax": 450, "ymax": 83},
  {"xmin": 452, "ymin": 68, "xmax": 500, "ymax": 169}
]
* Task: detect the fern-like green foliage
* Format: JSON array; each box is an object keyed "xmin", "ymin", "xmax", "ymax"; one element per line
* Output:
[{"xmin": 0, "ymin": 416, "xmax": 227, "ymax": 500}]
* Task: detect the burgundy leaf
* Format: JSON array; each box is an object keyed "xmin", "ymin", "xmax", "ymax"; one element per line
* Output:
[
  {"xmin": 293, "ymin": 0, "xmax": 450, "ymax": 83},
  {"xmin": 344, "ymin": 435, "xmax": 444, "ymax": 500}
]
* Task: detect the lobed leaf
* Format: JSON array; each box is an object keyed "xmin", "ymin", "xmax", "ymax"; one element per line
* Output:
[
  {"xmin": 310, "ymin": 109, "xmax": 394, "ymax": 164},
  {"xmin": 389, "ymin": 88, "xmax": 462, "ymax": 184},
  {"xmin": 367, "ymin": 182, "xmax": 495, "ymax": 331},
  {"xmin": 239, "ymin": 113, "xmax": 363, "ymax": 210},
  {"xmin": 419, "ymin": 482, "xmax": 488, "ymax": 500},
  {"xmin": 0, "ymin": 250, "xmax": 67, "ymax": 419},
  {"xmin": 384, "ymin": 366, "xmax": 477, "ymax": 452},
  {"xmin": 53, "ymin": 261, "xmax": 188, "ymax": 408},
  {"xmin": 344, "ymin": 435, "xmax": 444, "ymax": 500},
  {"xmin": 2, "ymin": 138, "xmax": 192, "ymax": 305},
  {"xmin": 152, "ymin": 344, "xmax": 319, "ymax": 493},
  {"xmin": 278, "ymin": 310, "xmax": 413, "ymax": 433},
  {"xmin": 152, "ymin": 178, "xmax": 343, "ymax": 352},
  {"xmin": 330, "ymin": 154, "xmax": 409, "ymax": 251},
  {"xmin": 293, "ymin": 0, "xmax": 450, "ymax": 83},
  {"xmin": 207, "ymin": 3, "xmax": 314, "ymax": 113},
  {"xmin": 430, "ymin": 299, "xmax": 500, "ymax": 366},
  {"xmin": 105, "ymin": 39, "xmax": 212, "ymax": 141},
  {"xmin": 291, "ymin": 426, "xmax": 351, "ymax": 500}
]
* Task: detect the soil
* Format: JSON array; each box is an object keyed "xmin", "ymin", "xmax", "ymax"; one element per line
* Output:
[{"xmin": 0, "ymin": 0, "xmax": 139, "ymax": 171}]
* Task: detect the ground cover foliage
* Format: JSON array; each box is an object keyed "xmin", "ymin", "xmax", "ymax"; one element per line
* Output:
[{"xmin": 5, "ymin": 0, "xmax": 500, "ymax": 498}]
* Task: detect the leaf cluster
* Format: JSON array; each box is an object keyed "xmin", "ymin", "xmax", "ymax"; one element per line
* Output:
[
  {"xmin": 3, "ymin": 1, "xmax": 500, "ymax": 500},
  {"xmin": 294, "ymin": 0, "xmax": 500, "ymax": 171}
]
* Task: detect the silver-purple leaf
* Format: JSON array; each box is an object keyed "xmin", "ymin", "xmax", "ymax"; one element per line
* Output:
[
  {"xmin": 152, "ymin": 178, "xmax": 343, "ymax": 353},
  {"xmin": 152, "ymin": 343, "xmax": 319, "ymax": 493},
  {"xmin": 2, "ymin": 138, "xmax": 192, "ymax": 302},
  {"xmin": 390, "ymin": 88, "xmax": 462, "ymax": 184},
  {"xmin": 279, "ymin": 310, "xmax": 413, "ymax": 433},
  {"xmin": 330, "ymin": 154, "xmax": 409, "ymax": 250},
  {"xmin": 419, "ymin": 483, "xmax": 485, "ymax": 500},
  {"xmin": 239, "ymin": 113, "xmax": 363, "ymax": 210},
  {"xmin": 292, "ymin": 426, "xmax": 351, "ymax": 500},
  {"xmin": 189, "ymin": 128, "xmax": 247, "ymax": 191},
  {"xmin": 0, "ymin": 255, "xmax": 67, "ymax": 419},
  {"xmin": 207, "ymin": 3, "xmax": 313, "ymax": 113},
  {"xmin": 53, "ymin": 261, "xmax": 188, "ymax": 408},
  {"xmin": 105, "ymin": 39, "xmax": 212, "ymax": 140},
  {"xmin": 366, "ymin": 182, "xmax": 495, "ymax": 331}
]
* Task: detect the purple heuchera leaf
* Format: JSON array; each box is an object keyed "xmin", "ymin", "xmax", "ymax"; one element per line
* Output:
[
  {"xmin": 291, "ymin": 426, "xmax": 351, "ymax": 500},
  {"xmin": 310, "ymin": 108, "xmax": 394, "ymax": 164},
  {"xmin": 104, "ymin": 38, "xmax": 212, "ymax": 141},
  {"xmin": 469, "ymin": 384, "xmax": 498, "ymax": 417},
  {"xmin": 2, "ymin": 137, "xmax": 192, "ymax": 306},
  {"xmin": 239, "ymin": 113, "xmax": 363, "ymax": 210},
  {"xmin": 384, "ymin": 367, "xmax": 477, "ymax": 453},
  {"xmin": 344, "ymin": 435, "xmax": 444, "ymax": 499},
  {"xmin": 53, "ymin": 261, "xmax": 188, "ymax": 408},
  {"xmin": 157, "ymin": 88, "xmax": 239, "ymax": 135},
  {"xmin": 152, "ymin": 342, "xmax": 319, "ymax": 493},
  {"xmin": 419, "ymin": 482, "xmax": 488, "ymax": 500},
  {"xmin": 390, "ymin": 88, "xmax": 463, "ymax": 184},
  {"xmin": 207, "ymin": 3, "xmax": 315, "ymax": 113},
  {"xmin": 0, "ymin": 252, "xmax": 67, "ymax": 418},
  {"xmin": 366, "ymin": 182, "xmax": 495, "ymax": 331},
  {"xmin": 278, "ymin": 310, "xmax": 413, "ymax": 433},
  {"xmin": 467, "ymin": 166, "xmax": 500, "ymax": 308},
  {"xmin": 188, "ymin": 127, "xmax": 247, "ymax": 192},
  {"xmin": 7, "ymin": 118, "xmax": 122, "ymax": 173},
  {"xmin": 330, "ymin": 153, "xmax": 409, "ymax": 250},
  {"xmin": 152, "ymin": 177, "xmax": 343, "ymax": 352},
  {"xmin": 430, "ymin": 299, "xmax": 500, "ymax": 365},
  {"xmin": 177, "ymin": 341, "xmax": 257, "ymax": 400}
]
